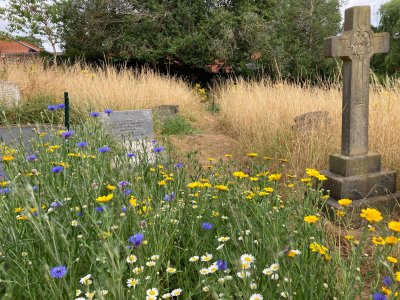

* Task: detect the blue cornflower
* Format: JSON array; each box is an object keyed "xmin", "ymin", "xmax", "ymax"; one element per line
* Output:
[
  {"xmin": 56, "ymin": 104, "xmax": 65, "ymax": 109},
  {"xmin": 121, "ymin": 206, "xmax": 127, "ymax": 213},
  {"xmin": 174, "ymin": 162, "xmax": 184, "ymax": 168},
  {"xmin": 33, "ymin": 186, "xmax": 38, "ymax": 192},
  {"xmin": 373, "ymin": 292, "xmax": 387, "ymax": 300},
  {"xmin": 163, "ymin": 192, "xmax": 175, "ymax": 202},
  {"xmin": 47, "ymin": 105, "xmax": 58, "ymax": 111},
  {"xmin": 122, "ymin": 189, "xmax": 132, "ymax": 195},
  {"xmin": 77, "ymin": 141, "xmax": 88, "ymax": 147},
  {"xmin": 127, "ymin": 153, "xmax": 135, "ymax": 158},
  {"xmin": 202, "ymin": 222, "xmax": 213, "ymax": 230},
  {"xmin": 50, "ymin": 265, "xmax": 67, "ymax": 278},
  {"xmin": 104, "ymin": 109, "xmax": 113, "ymax": 115},
  {"xmin": 118, "ymin": 181, "xmax": 131, "ymax": 188},
  {"xmin": 95, "ymin": 206, "xmax": 105, "ymax": 213},
  {"xmin": 151, "ymin": 139, "xmax": 157, "ymax": 144},
  {"xmin": 128, "ymin": 233, "xmax": 144, "ymax": 247},
  {"xmin": 153, "ymin": 146, "xmax": 165, "ymax": 153},
  {"xmin": 61, "ymin": 130, "xmax": 74, "ymax": 139},
  {"xmin": 51, "ymin": 166, "xmax": 63, "ymax": 173},
  {"xmin": 216, "ymin": 260, "xmax": 227, "ymax": 271},
  {"xmin": 0, "ymin": 188, "xmax": 11, "ymax": 194},
  {"xmin": 383, "ymin": 276, "xmax": 393, "ymax": 287},
  {"xmin": 90, "ymin": 112, "xmax": 100, "ymax": 117},
  {"xmin": 98, "ymin": 146, "xmax": 110, "ymax": 153},
  {"xmin": 50, "ymin": 201, "xmax": 63, "ymax": 208},
  {"xmin": 77, "ymin": 211, "xmax": 83, "ymax": 217},
  {"xmin": 26, "ymin": 154, "xmax": 38, "ymax": 161}
]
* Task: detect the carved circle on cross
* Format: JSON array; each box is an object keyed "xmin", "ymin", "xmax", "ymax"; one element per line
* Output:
[{"xmin": 351, "ymin": 29, "xmax": 372, "ymax": 60}]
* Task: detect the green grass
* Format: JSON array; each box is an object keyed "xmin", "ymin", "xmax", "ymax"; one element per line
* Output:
[
  {"xmin": 0, "ymin": 118, "xmax": 397, "ymax": 299},
  {"xmin": 160, "ymin": 115, "xmax": 196, "ymax": 135}
]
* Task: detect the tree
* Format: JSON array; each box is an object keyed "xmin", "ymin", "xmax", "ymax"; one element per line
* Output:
[
  {"xmin": 59, "ymin": 0, "xmax": 342, "ymax": 80},
  {"xmin": 1, "ymin": 0, "xmax": 63, "ymax": 65},
  {"xmin": 377, "ymin": 0, "xmax": 400, "ymax": 75}
]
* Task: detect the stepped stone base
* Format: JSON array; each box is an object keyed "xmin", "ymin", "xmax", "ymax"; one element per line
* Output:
[
  {"xmin": 322, "ymin": 170, "xmax": 396, "ymax": 200},
  {"xmin": 329, "ymin": 152, "xmax": 381, "ymax": 177},
  {"xmin": 322, "ymin": 192, "xmax": 400, "ymax": 228}
]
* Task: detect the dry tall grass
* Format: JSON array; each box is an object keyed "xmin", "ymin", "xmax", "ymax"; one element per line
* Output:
[
  {"xmin": 216, "ymin": 79, "xmax": 400, "ymax": 176},
  {"xmin": 0, "ymin": 60, "xmax": 201, "ymax": 118}
]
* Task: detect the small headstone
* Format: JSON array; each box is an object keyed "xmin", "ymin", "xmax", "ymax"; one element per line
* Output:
[
  {"xmin": 102, "ymin": 109, "xmax": 157, "ymax": 164},
  {"xmin": 153, "ymin": 105, "xmax": 179, "ymax": 120},
  {"xmin": 0, "ymin": 81, "xmax": 21, "ymax": 106},
  {"xmin": 293, "ymin": 111, "xmax": 330, "ymax": 131},
  {"xmin": 102, "ymin": 109, "xmax": 153, "ymax": 140}
]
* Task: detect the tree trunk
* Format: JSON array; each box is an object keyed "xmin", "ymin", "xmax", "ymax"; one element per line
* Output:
[{"xmin": 51, "ymin": 43, "xmax": 57, "ymax": 66}]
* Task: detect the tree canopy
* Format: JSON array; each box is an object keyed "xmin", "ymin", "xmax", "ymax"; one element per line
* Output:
[{"xmin": 60, "ymin": 0, "xmax": 342, "ymax": 80}]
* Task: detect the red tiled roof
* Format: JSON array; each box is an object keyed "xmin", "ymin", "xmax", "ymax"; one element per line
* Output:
[{"xmin": 0, "ymin": 40, "xmax": 41, "ymax": 53}]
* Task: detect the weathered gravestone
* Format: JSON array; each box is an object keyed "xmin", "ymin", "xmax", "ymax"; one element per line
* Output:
[
  {"xmin": 102, "ymin": 109, "xmax": 159, "ymax": 164},
  {"xmin": 0, "ymin": 81, "xmax": 21, "ymax": 106},
  {"xmin": 0, "ymin": 125, "xmax": 60, "ymax": 177},
  {"xmin": 322, "ymin": 6, "xmax": 400, "ymax": 225}
]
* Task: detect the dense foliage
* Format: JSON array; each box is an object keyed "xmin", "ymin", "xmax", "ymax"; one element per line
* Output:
[{"xmin": 59, "ymin": 0, "xmax": 341, "ymax": 79}]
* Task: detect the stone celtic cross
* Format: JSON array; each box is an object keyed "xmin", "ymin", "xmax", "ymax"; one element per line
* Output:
[{"xmin": 324, "ymin": 6, "xmax": 390, "ymax": 156}]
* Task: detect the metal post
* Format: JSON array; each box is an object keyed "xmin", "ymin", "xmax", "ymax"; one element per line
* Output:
[{"xmin": 64, "ymin": 92, "xmax": 70, "ymax": 130}]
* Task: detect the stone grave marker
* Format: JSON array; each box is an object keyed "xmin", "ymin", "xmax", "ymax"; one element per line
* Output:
[
  {"xmin": 0, "ymin": 81, "xmax": 21, "ymax": 106},
  {"xmin": 322, "ymin": 5, "xmax": 400, "ymax": 226},
  {"xmin": 102, "ymin": 109, "xmax": 158, "ymax": 164},
  {"xmin": 0, "ymin": 125, "xmax": 59, "ymax": 177}
]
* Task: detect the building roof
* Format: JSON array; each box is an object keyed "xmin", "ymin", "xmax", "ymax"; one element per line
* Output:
[{"xmin": 0, "ymin": 40, "xmax": 42, "ymax": 53}]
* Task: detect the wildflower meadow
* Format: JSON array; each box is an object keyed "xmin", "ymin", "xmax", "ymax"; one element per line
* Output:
[{"xmin": 0, "ymin": 111, "xmax": 399, "ymax": 300}]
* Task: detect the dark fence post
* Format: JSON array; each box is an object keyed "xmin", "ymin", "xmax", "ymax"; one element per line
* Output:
[{"xmin": 64, "ymin": 92, "xmax": 70, "ymax": 130}]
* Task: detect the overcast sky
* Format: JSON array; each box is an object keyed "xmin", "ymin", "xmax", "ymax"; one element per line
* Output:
[{"xmin": 0, "ymin": 0, "xmax": 391, "ymax": 52}]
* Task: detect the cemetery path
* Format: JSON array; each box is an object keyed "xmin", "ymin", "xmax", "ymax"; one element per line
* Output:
[{"xmin": 167, "ymin": 111, "xmax": 238, "ymax": 165}]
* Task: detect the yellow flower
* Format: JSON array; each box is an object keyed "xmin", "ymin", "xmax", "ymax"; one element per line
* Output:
[
  {"xmin": 250, "ymin": 177, "xmax": 258, "ymax": 181},
  {"xmin": 360, "ymin": 208, "xmax": 383, "ymax": 222},
  {"xmin": 233, "ymin": 171, "xmax": 249, "ymax": 178},
  {"xmin": 336, "ymin": 210, "xmax": 346, "ymax": 217},
  {"xmin": 0, "ymin": 181, "xmax": 9, "ymax": 187},
  {"xmin": 306, "ymin": 168, "xmax": 320, "ymax": 177},
  {"xmin": 385, "ymin": 236, "xmax": 398, "ymax": 244},
  {"xmin": 338, "ymin": 199, "xmax": 352, "ymax": 207},
  {"xmin": 106, "ymin": 184, "xmax": 116, "ymax": 191},
  {"xmin": 224, "ymin": 154, "xmax": 233, "ymax": 158},
  {"xmin": 2, "ymin": 155, "xmax": 14, "ymax": 161},
  {"xmin": 344, "ymin": 235, "xmax": 354, "ymax": 240},
  {"xmin": 15, "ymin": 207, "xmax": 23, "ymax": 213},
  {"xmin": 387, "ymin": 256, "xmax": 398, "ymax": 263},
  {"xmin": 388, "ymin": 221, "xmax": 400, "ymax": 232},
  {"xmin": 372, "ymin": 236, "xmax": 386, "ymax": 245},
  {"xmin": 301, "ymin": 178, "xmax": 312, "ymax": 183},
  {"xmin": 187, "ymin": 182, "xmax": 200, "ymax": 189},
  {"xmin": 263, "ymin": 156, "xmax": 273, "ymax": 160},
  {"xmin": 16, "ymin": 215, "xmax": 27, "ymax": 221},
  {"xmin": 268, "ymin": 173, "xmax": 282, "ymax": 181},
  {"xmin": 304, "ymin": 215, "xmax": 319, "ymax": 224},
  {"xmin": 381, "ymin": 286, "xmax": 392, "ymax": 295},
  {"xmin": 158, "ymin": 180, "xmax": 166, "ymax": 186},
  {"xmin": 129, "ymin": 196, "xmax": 138, "ymax": 207},
  {"xmin": 396, "ymin": 272, "xmax": 400, "ymax": 282},
  {"xmin": 96, "ymin": 194, "xmax": 113, "ymax": 203},
  {"xmin": 247, "ymin": 153, "xmax": 258, "ymax": 157},
  {"xmin": 215, "ymin": 185, "xmax": 228, "ymax": 191}
]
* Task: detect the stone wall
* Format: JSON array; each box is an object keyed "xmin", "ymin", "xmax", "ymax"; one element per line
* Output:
[{"xmin": 0, "ymin": 81, "xmax": 21, "ymax": 106}]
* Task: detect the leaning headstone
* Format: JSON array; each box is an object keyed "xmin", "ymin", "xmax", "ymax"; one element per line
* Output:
[
  {"xmin": 293, "ymin": 111, "xmax": 330, "ymax": 131},
  {"xmin": 0, "ymin": 125, "xmax": 60, "ymax": 177},
  {"xmin": 322, "ymin": 6, "xmax": 400, "ymax": 226},
  {"xmin": 0, "ymin": 81, "xmax": 21, "ymax": 106},
  {"xmin": 153, "ymin": 105, "xmax": 179, "ymax": 120},
  {"xmin": 102, "ymin": 109, "xmax": 159, "ymax": 164}
]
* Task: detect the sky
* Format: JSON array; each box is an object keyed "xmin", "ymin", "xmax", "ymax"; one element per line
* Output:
[{"xmin": 0, "ymin": 0, "xmax": 391, "ymax": 53}]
